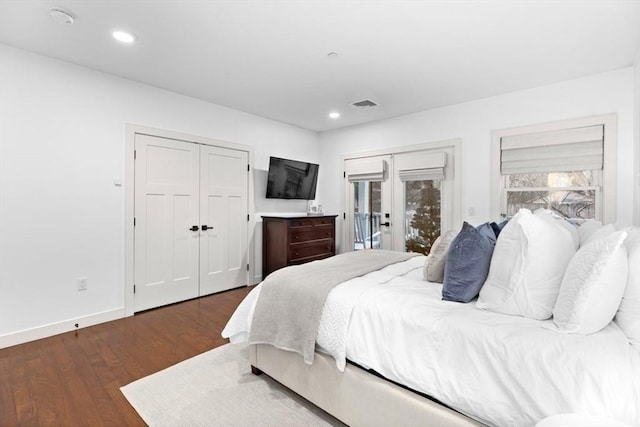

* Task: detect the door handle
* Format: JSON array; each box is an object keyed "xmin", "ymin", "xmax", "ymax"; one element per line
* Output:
[
  {"xmin": 189, "ymin": 225, "xmax": 199, "ymax": 232},
  {"xmin": 382, "ymin": 222, "xmax": 390, "ymax": 227},
  {"xmin": 202, "ymin": 225, "xmax": 213, "ymax": 231}
]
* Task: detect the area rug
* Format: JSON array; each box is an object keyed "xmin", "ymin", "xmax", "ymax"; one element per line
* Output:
[{"xmin": 120, "ymin": 343, "xmax": 345, "ymax": 426}]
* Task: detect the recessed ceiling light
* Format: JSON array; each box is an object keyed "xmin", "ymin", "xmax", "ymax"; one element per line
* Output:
[
  {"xmin": 49, "ymin": 8, "xmax": 74, "ymax": 25},
  {"xmin": 329, "ymin": 112, "xmax": 340, "ymax": 119},
  {"xmin": 113, "ymin": 31, "xmax": 135, "ymax": 44}
]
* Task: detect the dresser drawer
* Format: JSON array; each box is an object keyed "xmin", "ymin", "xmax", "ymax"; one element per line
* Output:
[
  {"xmin": 289, "ymin": 240, "xmax": 334, "ymax": 262},
  {"xmin": 290, "ymin": 227, "xmax": 334, "ymax": 243},
  {"xmin": 312, "ymin": 217, "xmax": 334, "ymax": 227},
  {"xmin": 288, "ymin": 219, "xmax": 314, "ymax": 228}
]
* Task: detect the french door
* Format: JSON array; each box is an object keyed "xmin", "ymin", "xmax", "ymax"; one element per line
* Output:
[
  {"xmin": 134, "ymin": 134, "xmax": 248, "ymax": 312},
  {"xmin": 344, "ymin": 146, "xmax": 455, "ymax": 254},
  {"xmin": 344, "ymin": 156, "xmax": 392, "ymax": 251},
  {"xmin": 392, "ymin": 151, "xmax": 449, "ymax": 255}
]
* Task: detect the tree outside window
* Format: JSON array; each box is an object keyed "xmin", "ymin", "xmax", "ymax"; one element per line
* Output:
[{"xmin": 405, "ymin": 180, "xmax": 441, "ymax": 255}]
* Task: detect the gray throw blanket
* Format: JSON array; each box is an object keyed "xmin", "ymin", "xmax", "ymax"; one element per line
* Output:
[{"xmin": 249, "ymin": 250, "xmax": 418, "ymax": 364}]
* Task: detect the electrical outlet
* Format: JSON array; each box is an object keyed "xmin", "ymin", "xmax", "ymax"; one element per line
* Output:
[{"xmin": 77, "ymin": 277, "xmax": 88, "ymax": 291}]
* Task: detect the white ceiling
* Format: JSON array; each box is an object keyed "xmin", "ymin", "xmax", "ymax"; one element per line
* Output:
[{"xmin": 1, "ymin": 1, "xmax": 639, "ymax": 132}]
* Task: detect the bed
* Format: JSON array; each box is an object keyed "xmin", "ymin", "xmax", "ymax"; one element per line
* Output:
[{"xmin": 222, "ymin": 215, "xmax": 640, "ymax": 427}]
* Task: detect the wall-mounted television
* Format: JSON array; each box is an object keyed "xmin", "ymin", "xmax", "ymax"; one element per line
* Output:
[{"xmin": 266, "ymin": 156, "xmax": 319, "ymax": 200}]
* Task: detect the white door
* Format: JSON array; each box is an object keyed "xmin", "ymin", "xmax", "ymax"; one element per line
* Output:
[
  {"xmin": 392, "ymin": 150, "xmax": 450, "ymax": 255},
  {"xmin": 344, "ymin": 155, "xmax": 393, "ymax": 251},
  {"xmin": 200, "ymin": 145, "xmax": 248, "ymax": 294},
  {"xmin": 134, "ymin": 135, "xmax": 249, "ymax": 311},
  {"xmin": 134, "ymin": 134, "xmax": 200, "ymax": 311}
]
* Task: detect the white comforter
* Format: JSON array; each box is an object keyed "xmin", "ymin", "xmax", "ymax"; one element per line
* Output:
[{"xmin": 222, "ymin": 256, "xmax": 640, "ymax": 427}]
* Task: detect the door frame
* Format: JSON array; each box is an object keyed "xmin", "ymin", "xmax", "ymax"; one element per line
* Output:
[
  {"xmin": 124, "ymin": 124, "xmax": 255, "ymax": 316},
  {"xmin": 340, "ymin": 139, "xmax": 462, "ymax": 254}
]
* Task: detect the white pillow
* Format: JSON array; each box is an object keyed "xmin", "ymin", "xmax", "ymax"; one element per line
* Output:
[
  {"xmin": 477, "ymin": 209, "xmax": 576, "ymax": 320},
  {"xmin": 578, "ymin": 219, "xmax": 603, "ymax": 246},
  {"xmin": 423, "ymin": 230, "xmax": 457, "ymax": 283},
  {"xmin": 582, "ymin": 223, "xmax": 615, "ymax": 247},
  {"xmin": 534, "ymin": 208, "xmax": 579, "ymax": 250},
  {"xmin": 615, "ymin": 226, "xmax": 640, "ymax": 344},
  {"xmin": 551, "ymin": 230, "xmax": 628, "ymax": 335}
]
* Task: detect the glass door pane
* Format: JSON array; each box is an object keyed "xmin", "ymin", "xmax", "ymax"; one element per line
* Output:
[
  {"xmin": 353, "ymin": 181, "xmax": 382, "ymax": 250},
  {"xmin": 404, "ymin": 180, "xmax": 441, "ymax": 255}
]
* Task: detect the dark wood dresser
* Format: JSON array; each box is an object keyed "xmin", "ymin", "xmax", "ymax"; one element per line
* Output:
[{"xmin": 262, "ymin": 215, "xmax": 337, "ymax": 279}]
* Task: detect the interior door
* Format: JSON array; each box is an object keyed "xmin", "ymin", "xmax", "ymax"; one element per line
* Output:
[
  {"xmin": 134, "ymin": 134, "xmax": 200, "ymax": 311},
  {"xmin": 200, "ymin": 145, "xmax": 249, "ymax": 294}
]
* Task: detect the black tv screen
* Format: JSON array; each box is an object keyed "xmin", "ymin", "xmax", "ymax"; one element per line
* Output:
[{"xmin": 266, "ymin": 156, "xmax": 319, "ymax": 200}]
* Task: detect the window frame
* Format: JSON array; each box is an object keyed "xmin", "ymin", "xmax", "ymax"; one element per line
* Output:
[{"xmin": 491, "ymin": 114, "xmax": 617, "ymax": 224}]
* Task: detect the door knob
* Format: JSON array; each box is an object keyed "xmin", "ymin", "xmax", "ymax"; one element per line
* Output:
[
  {"xmin": 189, "ymin": 225, "xmax": 199, "ymax": 232},
  {"xmin": 202, "ymin": 225, "xmax": 213, "ymax": 231}
]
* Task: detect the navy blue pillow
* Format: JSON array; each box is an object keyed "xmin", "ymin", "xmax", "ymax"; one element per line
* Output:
[
  {"xmin": 442, "ymin": 222, "xmax": 496, "ymax": 303},
  {"xmin": 490, "ymin": 220, "xmax": 508, "ymax": 239}
]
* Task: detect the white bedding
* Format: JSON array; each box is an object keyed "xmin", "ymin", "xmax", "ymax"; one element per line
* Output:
[{"xmin": 222, "ymin": 256, "xmax": 640, "ymax": 427}]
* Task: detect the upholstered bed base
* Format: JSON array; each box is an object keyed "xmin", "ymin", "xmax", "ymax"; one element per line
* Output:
[{"xmin": 250, "ymin": 344, "xmax": 484, "ymax": 427}]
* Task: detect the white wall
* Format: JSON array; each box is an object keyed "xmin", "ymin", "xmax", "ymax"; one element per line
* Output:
[
  {"xmin": 634, "ymin": 50, "xmax": 640, "ymax": 226},
  {"xmin": 319, "ymin": 67, "xmax": 637, "ymax": 251},
  {"xmin": 0, "ymin": 44, "xmax": 318, "ymax": 346}
]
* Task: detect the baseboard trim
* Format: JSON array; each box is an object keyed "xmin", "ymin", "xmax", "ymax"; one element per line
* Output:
[{"xmin": 0, "ymin": 308, "xmax": 126, "ymax": 349}]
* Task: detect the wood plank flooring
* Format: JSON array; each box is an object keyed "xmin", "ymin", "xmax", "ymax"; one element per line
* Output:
[{"xmin": 0, "ymin": 286, "xmax": 252, "ymax": 426}]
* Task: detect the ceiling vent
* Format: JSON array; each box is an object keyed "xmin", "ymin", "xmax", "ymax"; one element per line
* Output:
[{"xmin": 350, "ymin": 99, "xmax": 379, "ymax": 109}]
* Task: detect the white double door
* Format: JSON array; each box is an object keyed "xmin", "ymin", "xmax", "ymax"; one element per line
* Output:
[{"xmin": 134, "ymin": 134, "xmax": 249, "ymax": 312}]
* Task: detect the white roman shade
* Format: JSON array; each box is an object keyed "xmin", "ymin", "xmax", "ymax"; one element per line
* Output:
[
  {"xmin": 397, "ymin": 152, "xmax": 447, "ymax": 182},
  {"xmin": 345, "ymin": 157, "xmax": 386, "ymax": 182},
  {"xmin": 501, "ymin": 125, "xmax": 604, "ymax": 174}
]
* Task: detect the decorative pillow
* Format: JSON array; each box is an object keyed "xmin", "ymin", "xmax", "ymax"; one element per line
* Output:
[
  {"xmin": 578, "ymin": 219, "xmax": 603, "ymax": 246},
  {"xmin": 490, "ymin": 220, "xmax": 508, "ymax": 239},
  {"xmin": 534, "ymin": 209, "xmax": 579, "ymax": 250},
  {"xmin": 581, "ymin": 223, "xmax": 615, "ymax": 247},
  {"xmin": 476, "ymin": 208, "xmax": 576, "ymax": 320},
  {"xmin": 423, "ymin": 230, "xmax": 457, "ymax": 283},
  {"xmin": 615, "ymin": 226, "xmax": 640, "ymax": 344},
  {"xmin": 551, "ymin": 230, "xmax": 628, "ymax": 335},
  {"xmin": 442, "ymin": 222, "xmax": 496, "ymax": 303}
]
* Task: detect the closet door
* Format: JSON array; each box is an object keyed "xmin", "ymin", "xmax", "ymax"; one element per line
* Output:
[
  {"xmin": 199, "ymin": 145, "xmax": 249, "ymax": 294},
  {"xmin": 134, "ymin": 134, "xmax": 200, "ymax": 312}
]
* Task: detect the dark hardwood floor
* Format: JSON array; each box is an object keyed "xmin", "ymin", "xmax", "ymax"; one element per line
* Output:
[{"xmin": 0, "ymin": 286, "xmax": 252, "ymax": 426}]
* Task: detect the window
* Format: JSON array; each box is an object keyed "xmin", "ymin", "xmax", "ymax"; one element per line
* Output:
[
  {"xmin": 504, "ymin": 171, "xmax": 598, "ymax": 223},
  {"xmin": 404, "ymin": 179, "xmax": 441, "ymax": 254},
  {"xmin": 491, "ymin": 115, "xmax": 617, "ymax": 224}
]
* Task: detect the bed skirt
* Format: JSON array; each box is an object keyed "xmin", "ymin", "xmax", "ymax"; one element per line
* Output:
[{"xmin": 249, "ymin": 344, "xmax": 484, "ymax": 427}]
